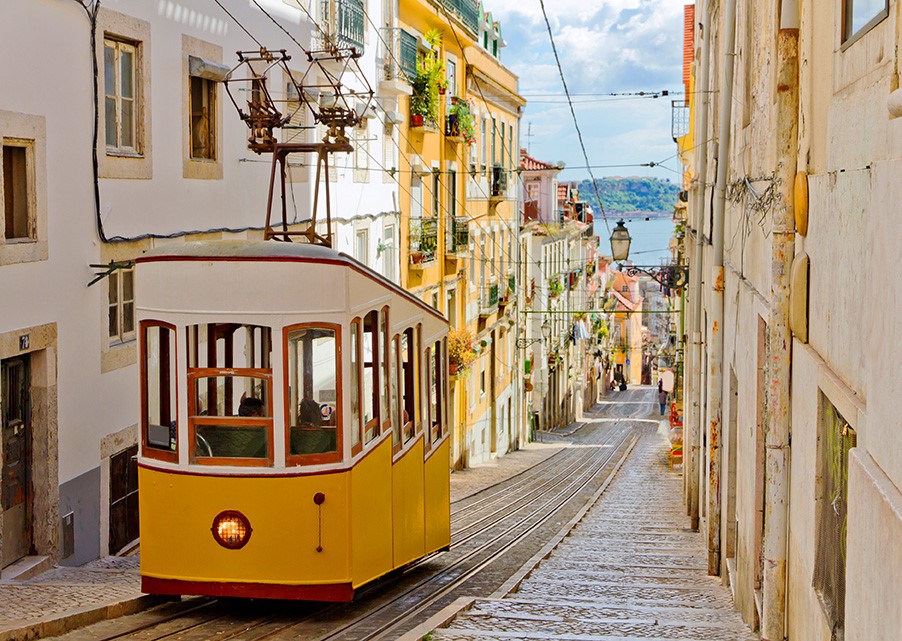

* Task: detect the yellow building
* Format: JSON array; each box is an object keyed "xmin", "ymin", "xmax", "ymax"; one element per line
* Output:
[{"xmin": 395, "ymin": 0, "xmax": 524, "ymax": 468}]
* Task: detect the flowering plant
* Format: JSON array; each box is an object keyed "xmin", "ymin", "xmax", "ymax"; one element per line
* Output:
[{"xmin": 448, "ymin": 327, "xmax": 477, "ymax": 374}]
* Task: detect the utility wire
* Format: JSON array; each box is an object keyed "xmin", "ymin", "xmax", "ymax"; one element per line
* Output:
[{"xmin": 538, "ymin": 0, "xmax": 610, "ymax": 235}]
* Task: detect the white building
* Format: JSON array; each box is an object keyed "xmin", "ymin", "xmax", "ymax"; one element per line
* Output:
[
  {"xmin": 0, "ymin": 0, "xmax": 401, "ymax": 569},
  {"xmin": 684, "ymin": 1, "xmax": 902, "ymax": 639}
]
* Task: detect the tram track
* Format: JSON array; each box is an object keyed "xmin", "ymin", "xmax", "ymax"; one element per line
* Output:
[{"xmin": 59, "ymin": 391, "xmax": 656, "ymax": 641}]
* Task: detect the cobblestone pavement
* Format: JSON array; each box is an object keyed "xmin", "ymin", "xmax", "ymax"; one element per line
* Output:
[
  {"xmin": 432, "ymin": 420, "xmax": 757, "ymax": 641},
  {"xmin": 0, "ymin": 442, "xmax": 566, "ymax": 640}
]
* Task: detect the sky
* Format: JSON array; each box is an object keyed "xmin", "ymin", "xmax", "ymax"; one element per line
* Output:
[{"xmin": 485, "ymin": 0, "xmax": 688, "ymax": 182}]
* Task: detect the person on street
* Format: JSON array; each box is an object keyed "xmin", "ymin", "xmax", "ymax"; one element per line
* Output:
[{"xmin": 658, "ymin": 388, "xmax": 668, "ymax": 416}]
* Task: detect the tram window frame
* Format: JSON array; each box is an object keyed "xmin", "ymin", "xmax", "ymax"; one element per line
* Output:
[
  {"xmin": 400, "ymin": 328, "xmax": 416, "ymax": 443},
  {"xmin": 283, "ymin": 322, "xmax": 343, "ymax": 466},
  {"xmin": 350, "ymin": 318, "xmax": 363, "ymax": 456},
  {"xmin": 390, "ymin": 334, "xmax": 402, "ymax": 451},
  {"xmin": 185, "ymin": 323, "xmax": 274, "ymax": 467},
  {"xmin": 362, "ymin": 310, "xmax": 380, "ymax": 443},
  {"xmin": 430, "ymin": 338, "xmax": 445, "ymax": 443},
  {"xmin": 140, "ymin": 320, "xmax": 178, "ymax": 463},
  {"xmin": 380, "ymin": 307, "xmax": 391, "ymax": 437}
]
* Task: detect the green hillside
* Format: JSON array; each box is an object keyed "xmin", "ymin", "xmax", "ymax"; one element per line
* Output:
[{"xmin": 578, "ymin": 177, "xmax": 680, "ymax": 216}]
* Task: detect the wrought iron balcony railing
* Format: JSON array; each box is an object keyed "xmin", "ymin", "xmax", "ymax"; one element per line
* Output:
[
  {"xmin": 446, "ymin": 216, "xmax": 469, "ymax": 254},
  {"xmin": 442, "ymin": 0, "xmax": 480, "ymax": 35},
  {"xmin": 379, "ymin": 27, "xmax": 418, "ymax": 83},
  {"xmin": 318, "ymin": 0, "xmax": 365, "ymax": 53},
  {"xmin": 409, "ymin": 217, "xmax": 439, "ymax": 265},
  {"xmin": 480, "ymin": 283, "xmax": 500, "ymax": 314},
  {"xmin": 671, "ymin": 99, "xmax": 690, "ymax": 140}
]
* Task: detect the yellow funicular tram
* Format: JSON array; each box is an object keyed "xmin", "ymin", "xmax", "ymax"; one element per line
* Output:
[{"xmin": 136, "ymin": 47, "xmax": 450, "ymax": 601}]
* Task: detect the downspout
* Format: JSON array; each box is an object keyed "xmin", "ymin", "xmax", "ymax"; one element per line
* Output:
[
  {"xmin": 706, "ymin": 0, "xmax": 737, "ymax": 576},
  {"xmin": 687, "ymin": 0, "xmax": 711, "ymax": 532},
  {"xmin": 761, "ymin": 0, "xmax": 799, "ymax": 638}
]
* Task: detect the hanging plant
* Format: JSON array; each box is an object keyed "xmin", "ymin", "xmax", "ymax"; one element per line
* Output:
[
  {"xmin": 548, "ymin": 277, "xmax": 563, "ymax": 298},
  {"xmin": 448, "ymin": 327, "xmax": 477, "ymax": 375}
]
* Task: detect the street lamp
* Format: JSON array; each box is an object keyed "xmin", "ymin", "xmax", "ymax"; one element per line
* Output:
[
  {"xmin": 608, "ymin": 219, "xmax": 689, "ymax": 289},
  {"xmin": 609, "ymin": 220, "xmax": 632, "ymax": 262},
  {"xmin": 517, "ymin": 319, "xmax": 552, "ymax": 349}
]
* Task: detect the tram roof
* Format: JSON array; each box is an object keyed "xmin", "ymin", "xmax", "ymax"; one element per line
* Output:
[
  {"xmin": 137, "ymin": 240, "xmax": 449, "ymax": 324},
  {"xmin": 138, "ymin": 240, "xmax": 345, "ymax": 262}
]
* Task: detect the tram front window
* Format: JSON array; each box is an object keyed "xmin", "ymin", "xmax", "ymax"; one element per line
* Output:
[
  {"xmin": 286, "ymin": 325, "xmax": 340, "ymax": 460},
  {"xmin": 187, "ymin": 323, "xmax": 273, "ymax": 465}
]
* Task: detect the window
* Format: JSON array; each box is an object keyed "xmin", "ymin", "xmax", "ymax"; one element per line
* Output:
[
  {"xmin": 448, "ymin": 169, "xmax": 457, "ymax": 217},
  {"xmin": 356, "ymin": 229, "xmax": 369, "ymax": 265},
  {"xmin": 353, "ymin": 125, "xmax": 369, "ymax": 183},
  {"xmin": 491, "ymin": 118, "xmax": 497, "ymax": 166},
  {"xmin": 481, "ymin": 119, "xmax": 487, "ymax": 174},
  {"xmin": 390, "ymin": 336, "xmax": 401, "ymax": 448},
  {"xmin": 2, "ymin": 142, "xmax": 33, "ymax": 241},
  {"xmin": 380, "ymin": 308, "xmax": 391, "ymax": 433},
  {"xmin": 350, "ymin": 319, "xmax": 362, "ymax": 454},
  {"xmin": 109, "ymin": 267, "xmax": 135, "ymax": 343},
  {"xmin": 399, "ymin": 328, "xmax": 417, "ymax": 442},
  {"xmin": 411, "ymin": 175, "xmax": 423, "ymax": 218},
  {"xmin": 446, "ymin": 59, "xmax": 457, "ymax": 96},
  {"xmin": 190, "ymin": 76, "xmax": 216, "ymax": 160},
  {"xmin": 432, "ymin": 169, "xmax": 441, "ymax": 216},
  {"xmin": 362, "ymin": 310, "xmax": 380, "ymax": 443},
  {"xmin": 187, "ymin": 324, "xmax": 273, "ymax": 465},
  {"xmin": 104, "ymin": 38, "xmax": 138, "ymax": 153},
  {"xmin": 428, "ymin": 339, "xmax": 444, "ymax": 443},
  {"xmin": 383, "ymin": 225, "xmax": 396, "ymax": 282},
  {"xmin": 500, "ymin": 122, "xmax": 506, "ymax": 169},
  {"xmin": 843, "ymin": 0, "xmax": 888, "ymax": 43},
  {"xmin": 814, "ymin": 396, "xmax": 857, "ymax": 636},
  {"xmin": 286, "ymin": 325, "xmax": 341, "ymax": 462},
  {"xmin": 141, "ymin": 322, "xmax": 177, "ymax": 462}
]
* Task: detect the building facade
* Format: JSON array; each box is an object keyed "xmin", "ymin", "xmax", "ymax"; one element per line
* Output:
[
  {"xmin": 683, "ymin": 1, "xmax": 902, "ymax": 639},
  {"xmin": 0, "ymin": 0, "xmax": 402, "ymax": 569}
]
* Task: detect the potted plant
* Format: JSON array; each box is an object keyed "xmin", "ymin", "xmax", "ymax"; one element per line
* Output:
[
  {"xmin": 448, "ymin": 98, "xmax": 476, "ymax": 144},
  {"xmin": 448, "ymin": 327, "xmax": 477, "ymax": 376},
  {"xmin": 410, "ymin": 72, "xmax": 430, "ymax": 127},
  {"xmin": 548, "ymin": 276, "xmax": 563, "ymax": 299}
]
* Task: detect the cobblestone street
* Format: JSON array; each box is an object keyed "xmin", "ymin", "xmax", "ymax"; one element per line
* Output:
[{"xmin": 431, "ymin": 424, "xmax": 757, "ymax": 640}]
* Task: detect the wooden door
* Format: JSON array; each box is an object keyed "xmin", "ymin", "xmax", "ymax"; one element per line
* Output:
[
  {"xmin": 109, "ymin": 445, "xmax": 139, "ymax": 554},
  {"xmin": 2, "ymin": 357, "xmax": 31, "ymax": 568}
]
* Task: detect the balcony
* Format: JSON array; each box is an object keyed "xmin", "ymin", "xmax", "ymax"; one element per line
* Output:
[
  {"xmin": 671, "ymin": 99, "xmax": 690, "ymax": 141},
  {"xmin": 446, "ymin": 216, "xmax": 469, "ymax": 255},
  {"xmin": 442, "ymin": 0, "xmax": 480, "ymax": 36},
  {"xmin": 490, "ymin": 165, "xmax": 508, "ymax": 200},
  {"xmin": 379, "ymin": 28, "xmax": 417, "ymax": 96},
  {"xmin": 409, "ymin": 217, "xmax": 438, "ymax": 267},
  {"xmin": 499, "ymin": 275, "xmax": 515, "ymax": 306},
  {"xmin": 318, "ymin": 0, "xmax": 365, "ymax": 53},
  {"xmin": 480, "ymin": 283, "xmax": 500, "ymax": 316}
]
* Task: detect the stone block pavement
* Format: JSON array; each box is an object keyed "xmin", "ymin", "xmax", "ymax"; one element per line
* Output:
[
  {"xmin": 0, "ymin": 441, "xmax": 564, "ymax": 641},
  {"xmin": 424, "ymin": 427, "xmax": 758, "ymax": 641}
]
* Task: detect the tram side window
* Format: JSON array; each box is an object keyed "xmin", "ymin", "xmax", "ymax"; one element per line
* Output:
[
  {"xmin": 287, "ymin": 326, "xmax": 340, "ymax": 460},
  {"xmin": 350, "ymin": 319, "xmax": 362, "ymax": 453},
  {"xmin": 390, "ymin": 335, "xmax": 401, "ymax": 448},
  {"xmin": 187, "ymin": 323, "xmax": 273, "ymax": 464},
  {"xmin": 400, "ymin": 328, "xmax": 417, "ymax": 442},
  {"xmin": 380, "ymin": 308, "xmax": 390, "ymax": 433},
  {"xmin": 362, "ymin": 311, "xmax": 379, "ymax": 443},
  {"xmin": 142, "ymin": 323, "xmax": 177, "ymax": 457},
  {"xmin": 430, "ymin": 339, "xmax": 444, "ymax": 442}
]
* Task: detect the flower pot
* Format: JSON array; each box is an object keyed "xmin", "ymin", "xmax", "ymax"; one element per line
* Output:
[
  {"xmin": 449, "ymin": 363, "xmax": 458, "ymax": 376},
  {"xmin": 411, "ymin": 114, "xmax": 424, "ymax": 127}
]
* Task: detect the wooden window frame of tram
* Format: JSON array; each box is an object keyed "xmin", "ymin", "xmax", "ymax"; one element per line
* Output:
[
  {"xmin": 399, "ymin": 326, "xmax": 419, "ymax": 446},
  {"xmin": 140, "ymin": 319, "xmax": 179, "ymax": 464},
  {"xmin": 350, "ymin": 318, "xmax": 364, "ymax": 458},
  {"xmin": 424, "ymin": 337, "xmax": 447, "ymax": 453},
  {"xmin": 187, "ymin": 368, "xmax": 275, "ymax": 467},
  {"xmin": 381, "ymin": 306, "xmax": 394, "ymax": 450},
  {"xmin": 360, "ymin": 310, "xmax": 382, "ymax": 447},
  {"xmin": 282, "ymin": 322, "xmax": 344, "ymax": 467}
]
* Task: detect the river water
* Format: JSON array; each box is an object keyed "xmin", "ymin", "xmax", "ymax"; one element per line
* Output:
[{"xmin": 593, "ymin": 216, "xmax": 676, "ymax": 266}]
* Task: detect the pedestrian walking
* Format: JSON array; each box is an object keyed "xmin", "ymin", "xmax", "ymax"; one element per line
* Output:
[{"xmin": 658, "ymin": 388, "xmax": 668, "ymax": 416}]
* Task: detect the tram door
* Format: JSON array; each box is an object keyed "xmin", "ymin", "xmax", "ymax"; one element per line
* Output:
[{"xmin": 1, "ymin": 357, "xmax": 31, "ymax": 568}]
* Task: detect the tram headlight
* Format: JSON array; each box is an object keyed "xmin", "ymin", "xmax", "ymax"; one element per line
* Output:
[{"xmin": 211, "ymin": 510, "xmax": 253, "ymax": 549}]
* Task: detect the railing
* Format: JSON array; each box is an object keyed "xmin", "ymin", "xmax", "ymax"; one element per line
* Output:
[
  {"xmin": 491, "ymin": 165, "xmax": 508, "ymax": 197},
  {"xmin": 380, "ymin": 27, "xmax": 418, "ymax": 82},
  {"xmin": 442, "ymin": 0, "xmax": 480, "ymax": 35},
  {"xmin": 446, "ymin": 216, "xmax": 469, "ymax": 254},
  {"xmin": 319, "ymin": 0, "xmax": 365, "ymax": 52},
  {"xmin": 480, "ymin": 283, "xmax": 500, "ymax": 314},
  {"xmin": 409, "ymin": 217, "xmax": 438, "ymax": 265},
  {"xmin": 671, "ymin": 99, "xmax": 690, "ymax": 140}
]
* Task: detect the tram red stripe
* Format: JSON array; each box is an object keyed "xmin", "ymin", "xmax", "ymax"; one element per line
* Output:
[{"xmin": 142, "ymin": 576, "xmax": 355, "ymax": 602}]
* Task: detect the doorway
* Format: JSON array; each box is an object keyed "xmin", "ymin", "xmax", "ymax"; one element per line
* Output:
[
  {"xmin": 109, "ymin": 445, "xmax": 139, "ymax": 554},
  {"xmin": 2, "ymin": 356, "xmax": 32, "ymax": 568}
]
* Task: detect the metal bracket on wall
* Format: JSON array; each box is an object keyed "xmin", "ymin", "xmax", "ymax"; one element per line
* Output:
[{"xmin": 87, "ymin": 261, "xmax": 135, "ymax": 287}]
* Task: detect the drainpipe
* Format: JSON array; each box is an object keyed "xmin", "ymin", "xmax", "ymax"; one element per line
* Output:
[
  {"xmin": 705, "ymin": 0, "xmax": 737, "ymax": 577},
  {"xmin": 687, "ymin": 0, "xmax": 711, "ymax": 532},
  {"xmin": 761, "ymin": 1, "xmax": 798, "ymax": 638}
]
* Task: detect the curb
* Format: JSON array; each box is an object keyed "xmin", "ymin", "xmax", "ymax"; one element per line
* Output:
[{"xmin": 0, "ymin": 594, "xmax": 163, "ymax": 641}]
